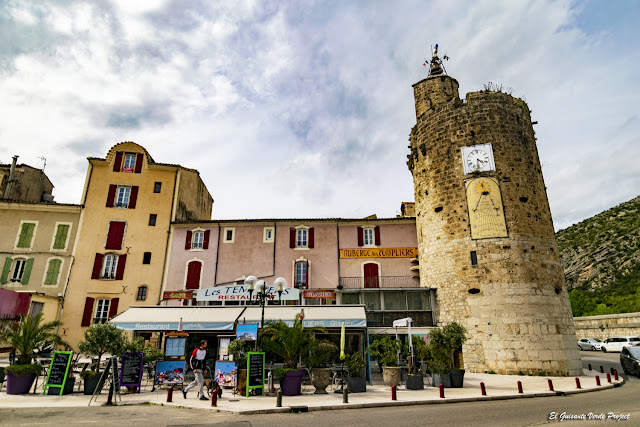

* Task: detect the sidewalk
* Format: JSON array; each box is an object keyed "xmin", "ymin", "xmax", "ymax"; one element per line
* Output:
[{"xmin": 0, "ymin": 370, "xmax": 624, "ymax": 414}]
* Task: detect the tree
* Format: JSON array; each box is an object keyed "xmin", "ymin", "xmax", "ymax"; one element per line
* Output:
[
  {"xmin": 77, "ymin": 323, "xmax": 126, "ymax": 372},
  {"xmin": 261, "ymin": 314, "xmax": 326, "ymax": 369},
  {"xmin": 123, "ymin": 336, "xmax": 164, "ymax": 364},
  {"xmin": 0, "ymin": 313, "xmax": 67, "ymax": 365},
  {"xmin": 427, "ymin": 321, "xmax": 467, "ymax": 372}
]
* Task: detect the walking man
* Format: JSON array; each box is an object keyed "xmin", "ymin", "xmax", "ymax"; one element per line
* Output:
[{"xmin": 183, "ymin": 340, "xmax": 208, "ymax": 400}]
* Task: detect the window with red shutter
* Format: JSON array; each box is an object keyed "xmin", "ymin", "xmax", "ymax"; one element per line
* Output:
[
  {"xmin": 374, "ymin": 226, "xmax": 381, "ymax": 246},
  {"xmin": 91, "ymin": 254, "xmax": 104, "ymax": 279},
  {"xmin": 357, "ymin": 227, "xmax": 364, "ymax": 247},
  {"xmin": 113, "ymin": 152, "xmax": 123, "ymax": 172},
  {"xmin": 309, "ymin": 227, "xmax": 314, "ymax": 248},
  {"xmin": 105, "ymin": 221, "xmax": 126, "ymax": 250},
  {"xmin": 128, "ymin": 186, "xmax": 139, "ymax": 209},
  {"xmin": 185, "ymin": 231, "xmax": 192, "ymax": 250},
  {"xmin": 203, "ymin": 230, "xmax": 210, "ymax": 249},
  {"xmin": 81, "ymin": 297, "xmax": 95, "ymax": 326},
  {"xmin": 108, "ymin": 298, "xmax": 119, "ymax": 319},
  {"xmin": 134, "ymin": 154, "xmax": 143, "ymax": 173},
  {"xmin": 185, "ymin": 261, "xmax": 202, "ymax": 289},
  {"xmin": 106, "ymin": 185, "xmax": 117, "ymax": 207},
  {"xmin": 115, "ymin": 254, "xmax": 127, "ymax": 280},
  {"xmin": 290, "ymin": 228, "xmax": 295, "ymax": 248}
]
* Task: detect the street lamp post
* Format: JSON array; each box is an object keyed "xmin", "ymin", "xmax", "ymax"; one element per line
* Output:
[{"xmin": 244, "ymin": 276, "xmax": 286, "ymax": 346}]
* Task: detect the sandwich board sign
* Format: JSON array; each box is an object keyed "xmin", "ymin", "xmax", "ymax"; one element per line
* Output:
[{"xmin": 43, "ymin": 351, "xmax": 73, "ymax": 396}]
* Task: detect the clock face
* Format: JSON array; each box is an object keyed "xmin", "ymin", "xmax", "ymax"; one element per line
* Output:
[
  {"xmin": 465, "ymin": 177, "xmax": 508, "ymax": 239},
  {"xmin": 461, "ymin": 143, "xmax": 495, "ymax": 174},
  {"xmin": 466, "ymin": 150, "xmax": 490, "ymax": 172}
]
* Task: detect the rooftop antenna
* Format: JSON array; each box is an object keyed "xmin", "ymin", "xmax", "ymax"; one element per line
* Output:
[
  {"xmin": 38, "ymin": 156, "xmax": 46, "ymax": 172},
  {"xmin": 423, "ymin": 43, "xmax": 450, "ymax": 77}
]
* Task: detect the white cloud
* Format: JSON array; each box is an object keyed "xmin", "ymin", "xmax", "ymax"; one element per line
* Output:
[{"xmin": 0, "ymin": 0, "xmax": 638, "ymax": 230}]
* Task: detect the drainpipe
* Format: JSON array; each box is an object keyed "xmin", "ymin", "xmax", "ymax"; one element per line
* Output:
[{"xmin": 3, "ymin": 155, "xmax": 18, "ymax": 198}]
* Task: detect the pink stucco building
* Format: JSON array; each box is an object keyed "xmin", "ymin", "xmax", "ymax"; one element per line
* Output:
[{"xmin": 161, "ymin": 216, "xmax": 435, "ymax": 331}]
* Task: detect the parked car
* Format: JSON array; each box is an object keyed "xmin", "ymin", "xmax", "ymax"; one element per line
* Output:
[
  {"xmin": 577, "ymin": 338, "xmax": 603, "ymax": 351},
  {"xmin": 600, "ymin": 336, "xmax": 640, "ymax": 353},
  {"xmin": 620, "ymin": 346, "xmax": 640, "ymax": 377}
]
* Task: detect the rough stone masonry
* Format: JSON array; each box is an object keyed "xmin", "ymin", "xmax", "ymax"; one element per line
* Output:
[{"xmin": 408, "ymin": 73, "xmax": 582, "ymax": 376}]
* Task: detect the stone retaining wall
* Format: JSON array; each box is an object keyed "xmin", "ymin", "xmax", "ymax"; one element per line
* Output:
[{"xmin": 573, "ymin": 312, "xmax": 640, "ymax": 340}]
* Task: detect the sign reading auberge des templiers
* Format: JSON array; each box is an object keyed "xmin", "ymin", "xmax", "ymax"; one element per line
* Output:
[{"xmin": 339, "ymin": 248, "xmax": 418, "ymax": 258}]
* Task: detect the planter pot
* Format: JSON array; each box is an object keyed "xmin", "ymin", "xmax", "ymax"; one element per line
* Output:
[
  {"xmin": 450, "ymin": 369, "xmax": 465, "ymax": 388},
  {"xmin": 83, "ymin": 375, "xmax": 101, "ymax": 395},
  {"xmin": 382, "ymin": 366, "xmax": 402, "ymax": 387},
  {"xmin": 406, "ymin": 374, "xmax": 424, "ymax": 390},
  {"xmin": 237, "ymin": 369, "xmax": 247, "ymax": 396},
  {"xmin": 432, "ymin": 373, "xmax": 452, "ymax": 388},
  {"xmin": 47, "ymin": 377, "xmax": 76, "ymax": 395},
  {"xmin": 6, "ymin": 372, "xmax": 37, "ymax": 395},
  {"xmin": 346, "ymin": 375, "xmax": 367, "ymax": 393},
  {"xmin": 280, "ymin": 369, "xmax": 304, "ymax": 396},
  {"xmin": 311, "ymin": 368, "xmax": 332, "ymax": 394}
]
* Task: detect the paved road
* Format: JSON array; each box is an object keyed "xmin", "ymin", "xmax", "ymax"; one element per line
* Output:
[{"xmin": 2, "ymin": 351, "xmax": 637, "ymax": 427}]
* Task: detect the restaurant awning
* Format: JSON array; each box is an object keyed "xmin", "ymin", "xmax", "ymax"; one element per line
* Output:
[
  {"xmin": 109, "ymin": 305, "xmax": 368, "ymax": 331},
  {"xmin": 110, "ymin": 306, "xmax": 246, "ymax": 331},
  {"xmin": 236, "ymin": 305, "xmax": 367, "ymax": 328}
]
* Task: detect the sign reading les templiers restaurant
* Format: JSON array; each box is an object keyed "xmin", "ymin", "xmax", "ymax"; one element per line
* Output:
[{"xmin": 339, "ymin": 247, "xmax": 418, "ymax": 259}]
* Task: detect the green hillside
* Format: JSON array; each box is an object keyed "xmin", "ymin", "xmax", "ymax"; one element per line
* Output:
[{"xmin": 556, "ymin": 196, "xmax": 640, "ymax": 317}]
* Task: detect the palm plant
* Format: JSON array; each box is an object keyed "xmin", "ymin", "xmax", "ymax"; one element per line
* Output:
[
  {"xmin": 0, "ymin": 313, "xmax": 67, "ymax": 365},
  {"xmin": 261, "ymin": 314, "xmax": 326, "ymax": 369}
]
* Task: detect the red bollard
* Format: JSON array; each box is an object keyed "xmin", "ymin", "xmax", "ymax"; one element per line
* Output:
[
  {"xmin": 575, "ymin": 378, "xmax": 581, "ymax": 389},
  {"xmin": 480, "ymin": 382, "xmax": 486, "ymax": 396},
  {"xmin": 596, "ymin": 375, "xmax": 601, "ymax": 386},
  {"xmin": 600, "ymin": 366, "xmax": 604, "ymax": 373},
  {"xmin": 517, "ymin": 381, "xmax": 523, "ymax": 394},
  {"xmin": 391, "ymin": 385, "xmax": 397, "ymax": 401},
  {"xmin": 548, "ymin": 379, "xmax": 554, "ymax": 391},
  {"xmin": 439, "ymin": 383, "xmax": 445, "ymax": 398},
  {"xmin": 610, "ymin": 367, "xmax": 615, "ymax": 375},
  {"xmin": 606, "ymin": 373, "xmax": 611, "ymax": 383},
  {"xmin": 167, "ymin": 386, "xmax": 174, "ymax": 402},
  {"xmin": 588, "ymin": 364, "xmax": 592, "ymax": 371},
  {"xmin": 211, "ymin": 390, "xmax": 217, "ymax": 407},
  {"xmin": 614, "ymin": 370, "xmax": 618, "ymax": 381}
]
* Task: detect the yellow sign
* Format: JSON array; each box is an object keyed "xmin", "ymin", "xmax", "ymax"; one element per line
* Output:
[
  {"xmin": 339, "ymin": 248, "xmax": 418, "ymax": 259},
  {"xmin": 465, "ymin": 177, "xmax": 508, "ymax": 239}
]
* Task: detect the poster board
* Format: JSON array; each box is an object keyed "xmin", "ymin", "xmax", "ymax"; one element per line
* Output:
[
  {"xmin": 214, "ymin": 361, "xmax": 237, "ymax": 388},
  {"xmin": 236, "ymin": 324, "xmax": 258, "ymax": 340},
  {"xmin": 246, "ymin": 352, "xmax": 265, "ymax": 396},
  {"xmin": 120, "ymin": 352, "xmax": 144, "ymax": 392},
  {"xmin": 218, "ymin": 336, "xmax": 233, "ymax": 361},
  {"xmin": 43, "ymin": 351, "xmax": 73, "ymax": 396},
  {"xmin": 154, "ymin": 360, "xmax": 185, "ymax": 385}
]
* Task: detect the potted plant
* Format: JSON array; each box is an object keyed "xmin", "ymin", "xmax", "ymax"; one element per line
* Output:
[
  {"xmin": 345, "ymin": 352, "xmax": 367, "ymax": 393},
  {"xmin": 427, "ymin": 321, "xmax": 467, "ymax": 388},
  {"xmin": 0, "ymin": 313, "xmax": 66, "ymax": 395},
  {"xmin": 228, "ymin": 338, "xmax": 254, "ymax": 396},
  {"xmin": 365, "ymin": 336, "xmax": 403, "ymax": 387},
  {"xmin": 261, "ymin": 314, "xmax": 326, "ymax": 396},
  {"xmin": 405, "ymin": 336, "xmax": 426, "ymax": 390},
  {"xmin": 304, "ymin": 339, "xmax": 338, "ymax": 394},
  {"xmin": 77, "ymin": 322, "xmax": 126, "ymax": 395}
]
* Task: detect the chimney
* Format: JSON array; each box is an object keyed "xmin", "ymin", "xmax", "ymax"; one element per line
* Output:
[{"xmin": 3, "ymin": 155, "xmax": 18, "ymax": 199}]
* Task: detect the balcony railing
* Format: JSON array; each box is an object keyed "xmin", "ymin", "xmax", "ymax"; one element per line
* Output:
[
  {"xmin": 366, "ymin": 310, "xmax": 434, "ymax": 327},
  {"xmin": 339, "ymin": 276, "xmax": 420, "ymax": 289}
]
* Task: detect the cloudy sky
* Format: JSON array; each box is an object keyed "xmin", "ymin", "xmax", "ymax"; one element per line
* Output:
[{"xmin": 1, "ymin": 0, "xmax": 638, "ymax": 230}]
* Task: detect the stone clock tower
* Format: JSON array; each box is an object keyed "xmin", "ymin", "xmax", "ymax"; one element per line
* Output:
[{"xmin": 408, "ymin": 48, "xmax": 581, "ymax": 375}]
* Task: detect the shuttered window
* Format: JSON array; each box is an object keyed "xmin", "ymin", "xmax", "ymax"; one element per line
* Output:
[
  {"xmin": 105, "ymin": 221, "xmax": 126, "ymax": 250},
  {"xmin": 44, "ymin": 259, "xmax": 62, "ymax": 285},
  {"xmin": 102, "ymin": 254, "xmax": 118, "ymax": 279},
  {"xmin": 94, "ymin": 299, "xmax": 110, "ymax": 324},
  {"xmin": 17, "ymin": 223, "xmax": 36, "ymax": 248},
  {"xmin": 52, "ymin": 224, "xmax": 70, "ymax": 249},
  {"xmin": 185, "ymin": 261, "xmax": 202, "ymax": 289}
]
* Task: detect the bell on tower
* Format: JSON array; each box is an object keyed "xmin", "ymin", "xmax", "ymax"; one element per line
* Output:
[{"xmin": 424, "ymin": 43, "xmax": 450, "ymax": 77}]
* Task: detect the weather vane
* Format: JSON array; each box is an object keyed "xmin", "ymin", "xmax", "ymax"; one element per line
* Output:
[{"xmin": 423, "ymin": 43, "xmax": 449, "ymax": 77}]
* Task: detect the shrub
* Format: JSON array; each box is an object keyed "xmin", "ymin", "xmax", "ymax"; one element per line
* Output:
[{"xmin": 5, "ymin": 364, "xmax": 44, "ymax": 376}]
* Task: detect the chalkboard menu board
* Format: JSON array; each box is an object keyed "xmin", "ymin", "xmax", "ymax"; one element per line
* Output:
[
  {"xmin": 246, "ymin": 352, "xmax": 264, "ymax": 396},
  {"xmin": 120, "ymin": 352, "xmax": 144, "ymax": 390},
  {"xmin": 43, "ymin": 351, "xmax": 73, "ymax": 396}
]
